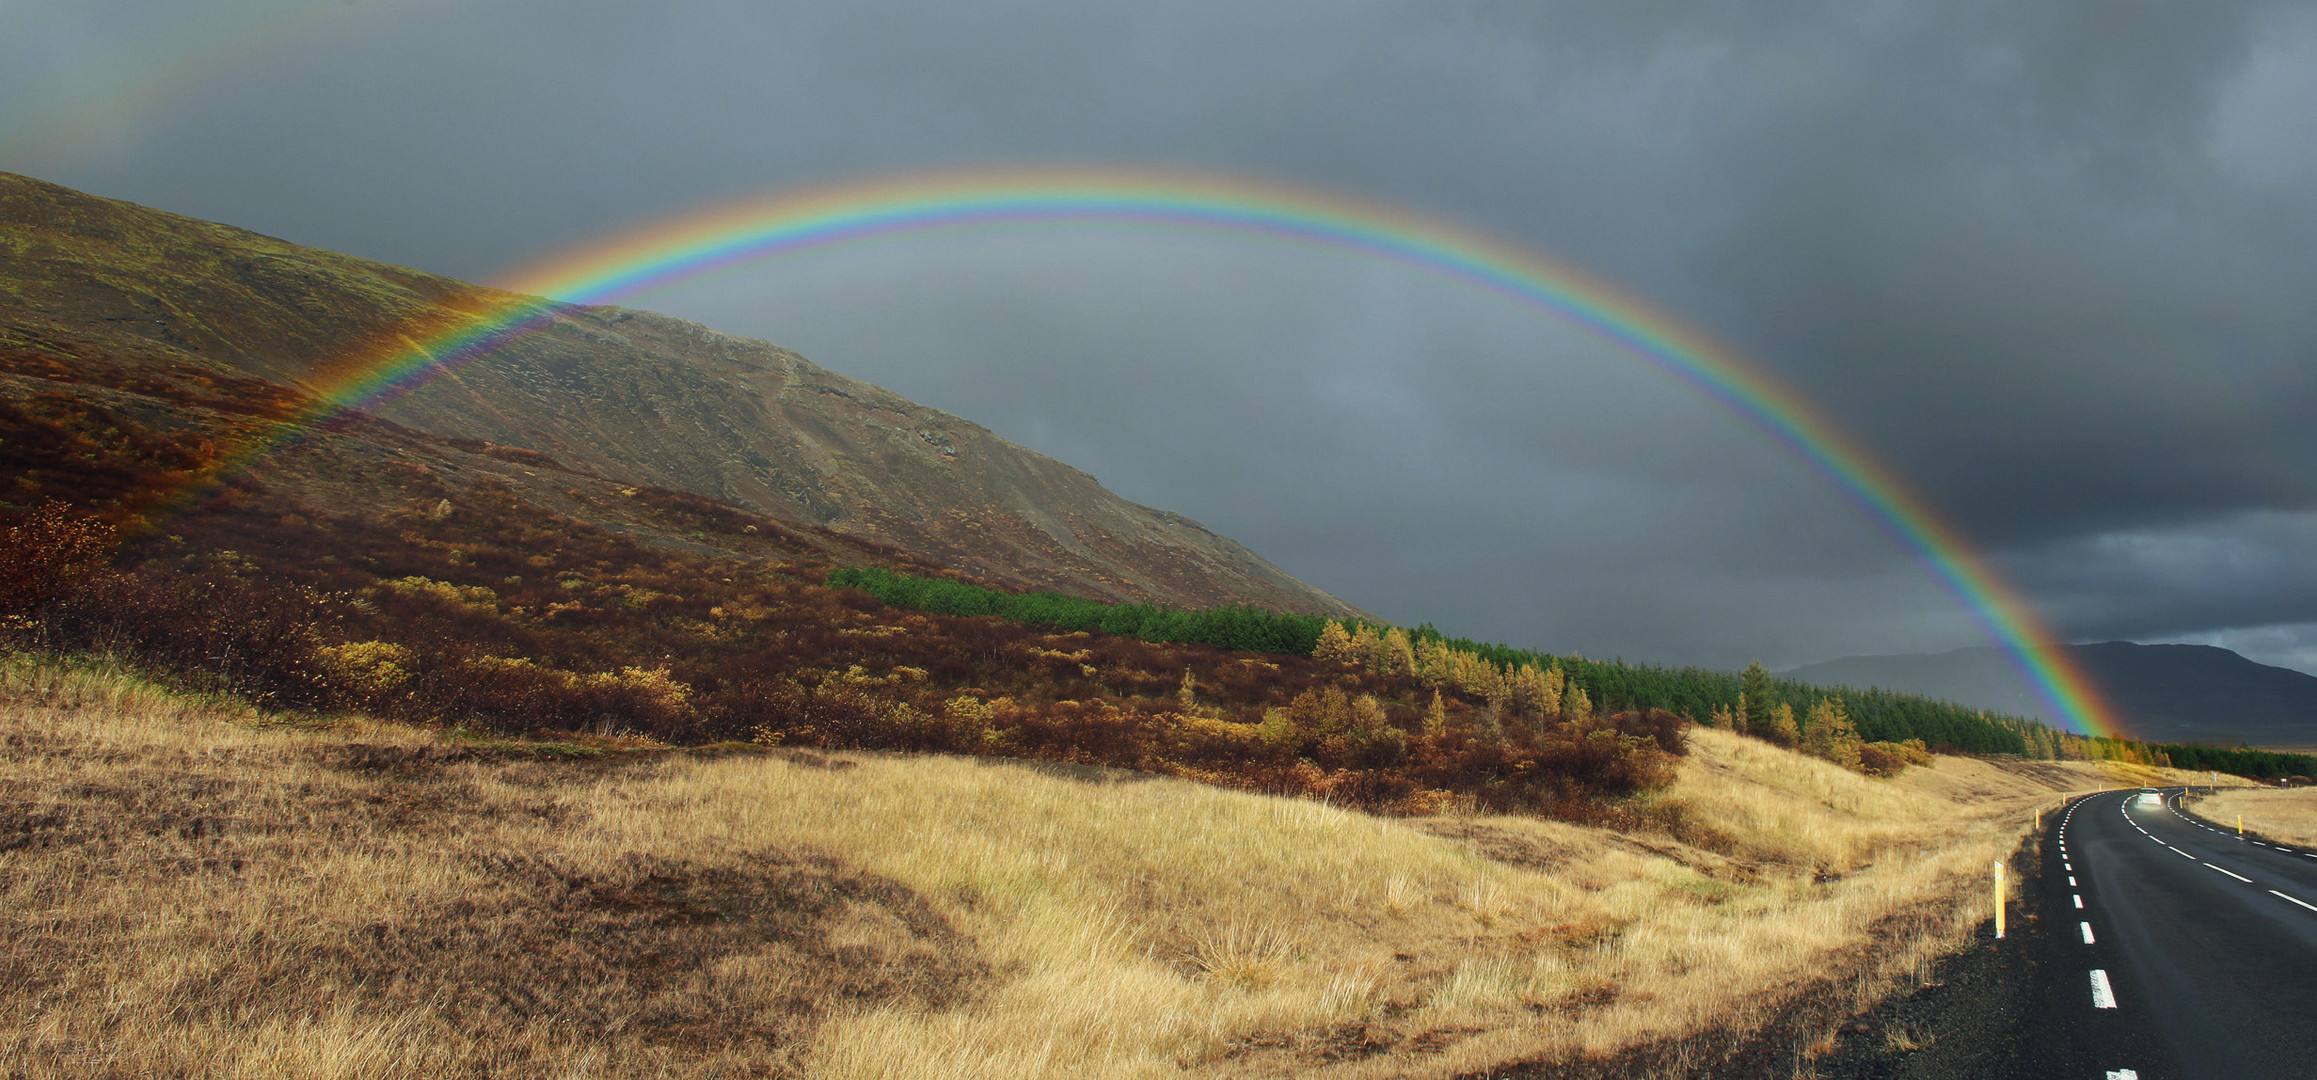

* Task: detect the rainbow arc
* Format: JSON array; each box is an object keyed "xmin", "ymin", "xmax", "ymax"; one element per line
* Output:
[{"xmin": 199, "ymin": 166, "xmax": 2125, "ymax": 737}]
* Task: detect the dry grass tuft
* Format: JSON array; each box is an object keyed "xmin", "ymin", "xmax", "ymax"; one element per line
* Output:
[
  {"xmin": 1186, "ymin": 924, "xmax": 1296, "ymax": 990},
  {"xmin": 0, "ymin": 656, "xmax": 2207, "ymax": 1079}
]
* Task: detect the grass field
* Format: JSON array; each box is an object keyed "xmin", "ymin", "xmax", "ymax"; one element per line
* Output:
[
  {"xmin": 2195, "ymin": 786, "xmax": 2317, "ymax": 848},
  {"xmin": 0, "ymin": 653, "xmax": 2214, "ymax": 1079}
]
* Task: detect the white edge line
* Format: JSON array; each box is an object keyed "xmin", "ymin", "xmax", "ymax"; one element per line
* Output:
[{"xmin": 2271, "ymin": 890, "xmax": 2317, "ymax": 913}]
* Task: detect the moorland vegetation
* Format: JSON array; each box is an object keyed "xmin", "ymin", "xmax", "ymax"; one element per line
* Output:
[
  {"xmin": 2, "ymin": 368, "xmax": 1681, "ymax": 818},
  {"xmin": 1, "ymin": 652, "xmax": 2208, "ymax": 1079},
  {"xmin": 5, "ymin": 354, "xmax": 2309, "ymax": 827},
  {"xmin": 6, "ymin": 169, "xmax": 2308, "ymax": 815}
]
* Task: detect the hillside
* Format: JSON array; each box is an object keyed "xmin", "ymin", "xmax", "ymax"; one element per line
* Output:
[
  {"xmin": 0, "ymin": 171, "xmax": 1357, "ymax": 617},
  {"xmin": 1785, "ymin": 642, "xmax": 2317, "ymax": 749},
  {"xmin": 1, "ymin": 654, "xmax": 2222, "ymax": 1080}
]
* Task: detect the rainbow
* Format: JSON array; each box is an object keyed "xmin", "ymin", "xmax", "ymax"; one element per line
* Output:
[
  {"xmin": 230, "ymin": 165, "xmax": 2126, "ymax": 737},
  {"xmin": 1, "ymin": 1, "xmax": 364, "ymax": 169}
]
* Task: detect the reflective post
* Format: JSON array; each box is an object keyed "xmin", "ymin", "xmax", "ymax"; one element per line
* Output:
[{"xmin": 1993, "ymin": 860, "xmax": 2006, "ymax": 940}]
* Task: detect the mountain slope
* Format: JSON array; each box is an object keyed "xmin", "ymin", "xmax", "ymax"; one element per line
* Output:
[
  {"xmin": 1784, "ymin": 642, "xmax": 2317, "ymax": 748},
  {"xmin": 0, "ymin": 171, "xmax": 1357, "ymax": 617}
]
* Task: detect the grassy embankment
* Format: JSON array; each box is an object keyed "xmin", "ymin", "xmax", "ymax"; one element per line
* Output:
[
  {"xmin": 1, "ymin": 653, "xmax": 2219, "ymax": 1080},
  {"xmin": 2193, "ymin": 787, "xmax": 2317, "ymax": 847}
]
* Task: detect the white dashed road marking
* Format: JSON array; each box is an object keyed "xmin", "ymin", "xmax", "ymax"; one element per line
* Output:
[
  {"xmin": 2074, "ymin": 894, "xmax": 2085, "ymax": 909},
  {"xmin": 2080, "ymin": 921, "xmax": 2095, "ymax": 944},
  {"xmin": 2108, "ymin": 1070, "xmax": 2139, "ymax": 1079},
  {"xmin": 2203, "ymin": 863, "xmax": 2253, "ymax": 883},
  {"xmin": 2090, "ymin": 968, "xmax": 2118, "ymax": 1009},
  {"xmin": 2271, "ymin": 890, "xmax": 2317, "ymax": 914}
]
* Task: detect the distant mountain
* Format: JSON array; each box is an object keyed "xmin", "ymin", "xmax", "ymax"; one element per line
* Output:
[
  {"xmin": 0, "ymin": 171, "xmax": 1359, "ymax": 617},
  {"xmin": 1784, "ymin": 642, "xmax": 2317, "ymax": 749}
]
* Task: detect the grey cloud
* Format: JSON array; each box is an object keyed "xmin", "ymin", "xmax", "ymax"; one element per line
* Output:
[
  {"xmin": 1690, "ymin": 1, "xmax": 2317, "ymax": 544},
  {"xmin": 1999, "ymin": 511, "xmax": 2317, "ymax": 641}
]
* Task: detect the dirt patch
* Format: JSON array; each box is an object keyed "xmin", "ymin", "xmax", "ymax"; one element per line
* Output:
[
  {"xmin": 1415, "ymin": 818, "xmax": 1758, "ymax": 883},
  {"xmin": 1802, "ymin": 921, "xmax": 2037, "ymax": 1080},
  {"xmin": 1414, "ymin": 819, "xmax": 1581, "ymax": 874},
  {"xmin": 320, "ymin": 741, "xmax": 532, "ymax": 773},
  {"xmin": 309, "ymin": 849, "xmax": 985, "ymax": 1058}
]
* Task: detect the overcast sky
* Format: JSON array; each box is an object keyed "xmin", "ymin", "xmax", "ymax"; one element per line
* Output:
[{"xmin": 8, "ymin": 0, "xmax": 2317, "ymax": 685}]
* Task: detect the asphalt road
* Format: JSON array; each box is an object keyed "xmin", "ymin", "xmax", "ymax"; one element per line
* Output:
[{"xmin": 2028, "ymin": 787, "xmax": 2317, "ymax": 1080}]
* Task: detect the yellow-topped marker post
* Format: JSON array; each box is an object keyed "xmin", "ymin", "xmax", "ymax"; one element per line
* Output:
[{"xmin": 1994, "ymin": 861, "xmax": 2007, "ymax": 940}]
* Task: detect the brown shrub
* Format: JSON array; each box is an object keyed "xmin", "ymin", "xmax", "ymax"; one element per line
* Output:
[{"xmin": 0, "ymin": 500, "xmax": 117, "ymax": 618}]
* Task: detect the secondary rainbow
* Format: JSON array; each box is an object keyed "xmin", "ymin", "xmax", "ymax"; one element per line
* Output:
[
  {"xmin": 2, "ymin": 1, "xmax": 366, "ymax": 167},
  {"xmin": 276, "ymin": 165, "xmax": 2127, "ymax": 737}
]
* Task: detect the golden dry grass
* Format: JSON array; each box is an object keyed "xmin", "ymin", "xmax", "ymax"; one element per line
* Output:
[
  {"xmin": 0, "ymin": 655, "xmax": 2193, "ymax": 1078},
  {"xmin": 2196, "ymin": 787, "xmax": 2317, "ymax": 847}
]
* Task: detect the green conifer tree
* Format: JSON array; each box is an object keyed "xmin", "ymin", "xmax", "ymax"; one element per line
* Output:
[{"xmin": 1740, "ymin": 661, "xmax": 1774, "ymax": 735}]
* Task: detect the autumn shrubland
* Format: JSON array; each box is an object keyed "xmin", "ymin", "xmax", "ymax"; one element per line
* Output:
[
  {"xmin": 0, "ymin": 360, "xmax": 1699, "ymax": 819},
  {"xmin": 12, "ymin": 340, "xmax": 2297, "ymax": 806},
  {"xmin": 4, "ymin": 652, "xmax": 2210, "ymax": 1079}
]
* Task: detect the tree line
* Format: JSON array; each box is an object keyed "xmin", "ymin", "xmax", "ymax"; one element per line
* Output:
[
  {"xmin": 833, "ymin": 567, "xmax": 2317, "ymax": 782},
  {"xmin": 825, "ymin": 566, "xmax": 1330, "ymax": 655}
]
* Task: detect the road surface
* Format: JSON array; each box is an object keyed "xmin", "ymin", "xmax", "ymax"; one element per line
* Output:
[{"xmin": 2030, "ymin": 787, "xmax": 2317, "ymax": 1079}]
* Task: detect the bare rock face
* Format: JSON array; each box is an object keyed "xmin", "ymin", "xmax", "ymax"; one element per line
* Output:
[{"xmin": 0, "ymin": 171, "xmax": 1358, "ymax": 616}]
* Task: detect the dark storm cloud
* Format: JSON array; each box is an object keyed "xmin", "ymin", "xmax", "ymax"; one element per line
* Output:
[
  {"xmin": 7, "ymin": 0, "xmax": 2315, "ymax": 675},
  {"xmin": 1691, "ymin": 2, "xmax": 2317, "ymax": 540}
]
